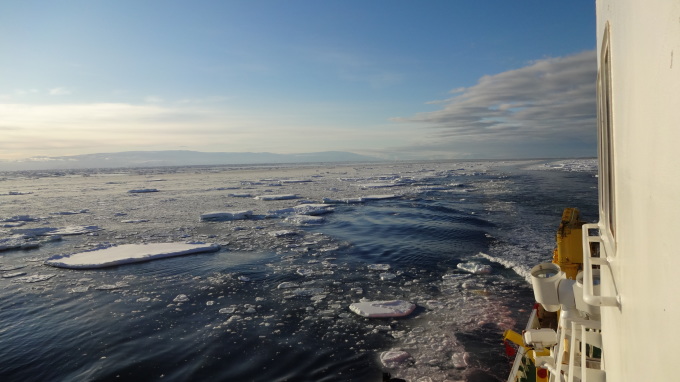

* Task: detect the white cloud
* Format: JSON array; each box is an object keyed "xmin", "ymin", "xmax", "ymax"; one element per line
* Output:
[
  {"xmin": 49, "ymin": 87, "xmax": 72, "ymax": 96},
  {"xmin": 393, "ymin": 51, "xmax": 597, "ymax": 158}
]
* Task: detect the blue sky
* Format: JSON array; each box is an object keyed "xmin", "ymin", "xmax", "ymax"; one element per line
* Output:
[{"xmin": 0, "ymin": 0, "xmax": 596, "ymax": 161}]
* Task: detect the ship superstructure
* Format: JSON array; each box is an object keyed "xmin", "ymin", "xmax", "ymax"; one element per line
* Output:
[{"xmin": 506, "ymin": 1, "xmax": 680, "ymax": 381}]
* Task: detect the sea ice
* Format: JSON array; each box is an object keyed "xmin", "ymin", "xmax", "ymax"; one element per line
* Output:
[
  {"xmin": 227, "ymin": 193, "xmax": 252, "ymax": 198},
  {"xmin": 13, "ymin": 274, "xmax": 56, "ymax": 283},
  {"xmin": 254, "ymin": 194, "xmax": 298, "ymax": 201},
  {"xmin": 456, "ymin": 262, "xmax": 492, "ymax": 275},
  {"xmin": 321, "ymin": 197, "xmax": 364, "ymax": 204},
  {"xmin": 200, "ymin": 210, "xmax": 253, "ymax": 222},
  {"xmin": 380, "ymin": 350, "xmax": 412, "ymax": 368},
  {"xmin": 362, "ymin": 194, "xmax": 399, "ymax": 201},
  {"xmin": 44, "ymin": 242, "xmax": 221, "ymax": 269},
  {"xmin": 349, "ymin": 300, "xmax": 416, "ymax": 318},
  {"xmin": 284, "ymin": 215, "xmax": 325, "ymax": 225},
  {"xmin": 367, "ymin": 264, "xmax": 390, "ymax": 271}
]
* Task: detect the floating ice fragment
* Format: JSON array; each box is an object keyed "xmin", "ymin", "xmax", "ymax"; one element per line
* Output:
[
  {"xmin": 349, "ymin": 300, "xmax": 416, "ymax": 318},
  {"xmin": 2, "ymin": 271, "xmax": 27, "ymax": 278},
  {"xmin": 121, "ymin": 219, "xmax": 149, "ymax": 223},
  {"xmin": 322, "ymin": 197, "xmax": 365, "ymax": 204},
  {"xmin": 362, "ymin": 194, "xmax": 399, "ymax": 201},
  {"xmin": 268, "ymin": 230, "xmax": 297, "ymax": 238},
  {"xmin": 367, "ymin": 264, "xmax": 390, "ymax": 271},
  {"xmin": 254, "ymin": 194, "xmax": 298, "ymax": 201},
  {"xmin": 200, "ymin": 210, "xmax": 253, "ymax": 222},
  {"xmin": 173, "ymin": 294, "xmax": 189, "ymax": 303},
  {"xmin": 219, "ymin": 307, "xmax": 236, "ymax": 314},
  {"xmin": 1, "ymin": 215, "xmax": 40, "ymax": 222},
  {"xmin": 51, "ymin": 209, "xmax": 89, "ymax": 215},
  {"xmin": 285, "ymin": 215, "xmax": 325, "ymax": 225},
  {"xmin": 13, "ymin": 274, "xmax": 56, "ymax": 283},
  {"xmin": 292, "ymin": 204, "xmax": 334, "ymax": 216},
  {"xmin": 137, "ymin": 297, "xmax": 151, "ymax": 302},
  {"xmin": 379, "ymin": 273, "xmax": 397, "ymax": 280},
  {"xmin": 380, "ymin": 350, "xmax": 412, "ymax": 368},
  {"xmin": 277, "ymin": 282, "xmax": 299, "ymax": 289},
  {"xmin": 456, "ymin": 262, "xmax": 492, "ymax": 275},
  {"xmin": 237, "ymin": 275, "xmax": 251, "ymax": 282},
  {"xmin": 127, "ymin": 189, "xmax": 159, "ymax": 193},
  {"xmin": 227, "ymin": 193, "xmax": 252, "ymax": 198},
  {"xmin": 44, "ymin": 242, "xmax": 220, "ymax": 269},
  {"xmin": 14, "ymin": 225, "xmax": 101, "ymax": 236}
]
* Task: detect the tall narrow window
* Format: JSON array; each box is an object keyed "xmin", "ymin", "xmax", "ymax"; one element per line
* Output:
[{"xmin": 598, "ymin": 23, "xmax": 616, "ymax": 239}]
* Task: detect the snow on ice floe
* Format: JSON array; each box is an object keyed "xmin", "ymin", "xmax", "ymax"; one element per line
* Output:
[
  {"xmin": 200, "ymin": 210, "xmax": 253, "ymax": 222},
  {"xmin": 254, "ymin": 194, "xmax": 298, "ymax": 201},
  {"xmin": 349, "ymin": 300, "xmax": 416, "ymax": 318},
  {"xmin": 44, "ymin": 242, "xmax": 221, "ymax": 269}
]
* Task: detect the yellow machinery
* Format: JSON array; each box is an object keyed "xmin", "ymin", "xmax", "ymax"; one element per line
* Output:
[{"xmin": 503, "ymin": 207, "xmax": 585, "ymax": 381}]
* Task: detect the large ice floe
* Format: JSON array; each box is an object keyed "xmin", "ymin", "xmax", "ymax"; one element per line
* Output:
[
  {"xmin": 349, "ymin": 300, "xmax": 416, "ymax": 318},
  {"xmin": 44, "ymin": 242, "xmax": 220, "ymax": 269}
]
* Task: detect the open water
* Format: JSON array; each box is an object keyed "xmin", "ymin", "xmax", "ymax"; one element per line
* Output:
[{"xmin": 0, "ymin": 159, "xmax": 598, "ymax": 382}]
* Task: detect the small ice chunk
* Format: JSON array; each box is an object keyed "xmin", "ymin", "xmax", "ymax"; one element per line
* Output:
[
  {"xmin": 2, "ymin": 271, "xmax": 27, "ymax": 278},
  {"xmin": 219, "ymin": 307, "xmax": 237, "ymax": 314},
  {"xmin": 457, "ymin": 262, "xmax": 492, "ymax": 275},
  {"xmin": 200, "ymin": 210, "xmax": 253, "ymax": 222},
  {"xmin": 237, "ymin": 275, "xmax": 250, "ymax": 282},
  {"xmin": 173, "ymin": 294, "xmax": 189, "ymax": 303},
  {"xmin": 277, "ymin": 282, "xmax": 300, "ymax": 289},
  {"xmin": 380, "ymin": 350, "xmax": 412, "ymax": 368},
  {"xmin": 121, "ymin": 219, "xmax": 149, "ymax": 223},
  {"xmin": 367, "ymin": 264, "xmax": 390, "ymax": 271},
  {"xmin": 361, "ymin": 194, "xmax": 399, "ymax": 201},
  {"xmin": 292, "ymin": 204, "xmax": 334, "ymax": 216},
  {"xmin": 13, "ymin": 274, "xmax": 56, "ymax": 283},
  {"xmin": 45, "ymin": 242, "xmax": 220, "ymax": 269},
  {"xmin": 321, "ymin": 197, "xmax": 365, "ymax": 204},
  {"xmin": 268, "ymin": 230, "xmax": 297, "ymax": 238},
  {"xmin": 50, "ymin": 226, "xmax": 101, "ymax": 236},
  {"xmin": 254, "ymin": 194, "xmax": 298, "ymax": 201},
  {"xmin": 349, "ymin": 300, "xmax": 416, "ymax": 318},
  {"xmin": 379, "ymin": 272, "xmax": 397, "ymax": 280},
  {"xmin": 228, "ymin": 193, "xmax": 252, "ymax": 198},
  {"xmin": 285, "ymin": 215, "xmax": 325, "ymax": 225},
  {"xmin": 127, "ymin": 189, "xmax": 159, "ymax": 193},
  {"xmin": 1, "ymin": 215, "xmax": 40, "ymax": 222}
]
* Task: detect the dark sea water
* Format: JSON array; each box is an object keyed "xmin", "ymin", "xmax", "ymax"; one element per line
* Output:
[{"xmin": 0, "ymin": 159, "xmax": 598, "ymax": 382}]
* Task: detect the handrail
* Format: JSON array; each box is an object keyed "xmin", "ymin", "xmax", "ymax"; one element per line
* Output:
[{"xmin": 581, "ymin": 223, "xmax": 619, "ymax": 307}]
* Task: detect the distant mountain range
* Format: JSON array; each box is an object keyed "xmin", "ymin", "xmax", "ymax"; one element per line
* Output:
[{"xmin": 0, "ymin": 150, "xmax": 382, "ymax": 171}]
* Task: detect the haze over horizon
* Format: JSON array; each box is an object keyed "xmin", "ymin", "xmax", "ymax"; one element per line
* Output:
[{"xmin": 1, "ymin": 1, "xmax": 596, "ymax": 164}]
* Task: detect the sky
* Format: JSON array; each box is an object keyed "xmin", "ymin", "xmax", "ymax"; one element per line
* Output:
[{"xmin": 0, "ymin": 0, "xmax": 597, "ymax": 162}]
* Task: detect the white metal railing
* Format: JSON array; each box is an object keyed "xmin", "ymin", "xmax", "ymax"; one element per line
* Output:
[{"xmin": 581, "ymin": 223, "xmax": 619, "ymax": 307}]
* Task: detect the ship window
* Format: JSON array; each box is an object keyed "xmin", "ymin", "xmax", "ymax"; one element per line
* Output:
[{"xmin": 598, "ymin": 23, "xmax": 616, "ymax": 239}]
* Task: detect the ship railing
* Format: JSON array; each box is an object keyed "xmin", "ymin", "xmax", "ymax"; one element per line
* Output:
[
  {"xmin": 535, "ymin": 318, "xmax": 604, "ymax": 382},
  {"xmin": 581, "ymin": 223, "xmax": 619, "ymax": 307},
  {"xmin": 506, "ymin": 308, "xmax": 539, "ymax": 382}
]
